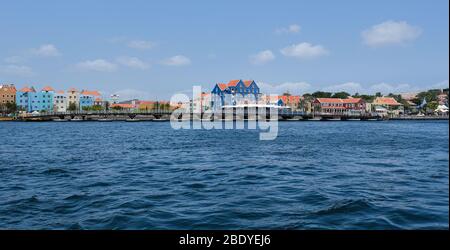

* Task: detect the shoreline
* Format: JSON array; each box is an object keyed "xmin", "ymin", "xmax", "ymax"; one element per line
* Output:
[{"xmin": 1, "ymin": 117, "xmax": 448, "ymax": 122}]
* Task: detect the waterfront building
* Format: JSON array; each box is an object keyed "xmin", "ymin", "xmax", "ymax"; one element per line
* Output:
[
  {"xmin": 138, "ymin": 100, "xmax": 174, "ymax": 111},
  {"xmin": 211, "ymin": 79, "xmax": 261, "ymax": 110},
  {"xmin": 0, "ymin": 84, "xmax": 16, "ymax": 105},
  {"xmin": 18, "ymin": 86, "xmax": 55, "ymax": 113},
  {"xmin": 16, "ymin": 86, "xmax": 36, "ymax": 112},
  {"xmin": 93, "ymin": 97, "xmax": 107, "ymax": 109},
  {"xmin": 262, "ymin": 94, "xmax": 302, "ymax": 110},
  {"xmin": 66, "ymin": 88, "xmax": 80, "ymax": 110},
  {"xmin": 53, "ymin": 90, "xmax": 67, "ymax": 112},
  {"xmin": 192, "ymin": 93, "xmax": 212, "ymax": 112},
  {"xmin": 313, "ymin": 98, "xmax": 366, "ymax": 115},
  {"xmin": 79, "ymin": 90, "xmax": 101, "ymax": 110},
  {"xmin": 110, "ymin": 103, "xmax": 134, "ymax": 111},
  {"xmin": 372, "ymin": 97, "xmax": 404, "ymax": 116}
]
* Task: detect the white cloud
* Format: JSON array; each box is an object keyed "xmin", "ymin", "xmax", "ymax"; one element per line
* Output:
[
  {"xmin": 280, "ymin": 42, "xmax": 328, "ymax": 59},
  {"xmin": 258, "ymin": 81, "xmax": 311, "ymax": 95},
  {"xmin": 362, "ymin": 21, "xmax": 422, "ymax": 47},
  {"xmin": 116, "ymin": 56, "xmax": 150, "ymax": 70},
  {"xmin": 249, "ymin": 50, "xmax": 275, "ymax": 65},
  {"xmin": 31, "ymin": 44, "xmax": 61, "ymax": 57},
  {"xmin": 128, "ymin": 40, "xmax": 156, "ymax": 50},
  {"xmin": 431, "ymin": 80, "xmax": 449, "ymax": 89},
  {"xmin": 324, "ymin": 82, "xmax": 363, "ymax": 94},
  {"xmin": 4, "ymin": 56, "xmax": 25, "ymax": 64},
  {"xmin": 369, "ymin": 82, "xmax": 412, "ymax": 94},
  {"xmin": 75, "ymin": 59, "xmax": 118, "ymax": 72},
  {"xmin": 276, "ymin": 24, "xmax": 301, "ymax": 34},
  {"xmin": 0, "ymin": 65, "xmax": 34, "ymax": 77},
  {"xmin": 161, "ymin": 55, "xmax": 191, "ymax": 66}
]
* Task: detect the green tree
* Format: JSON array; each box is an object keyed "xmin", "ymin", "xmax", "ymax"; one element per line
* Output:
[
  {"xmin": 68, "ymin": 102, "xmax": 78, "ymax": 112},
  {"xmin": 311, "ymin": 91, "xmax": 332, "ymax": 98},
  {"xmin": 91, "ymin": 105, "xmax": 103, "ymax": 111},
  {"xmin": 375, "ymin": 92, "xmax": 382, "ymax": 97},
  {"xmin": 331, "ymin": 91, "xmax": 350, "ymax": 99}
]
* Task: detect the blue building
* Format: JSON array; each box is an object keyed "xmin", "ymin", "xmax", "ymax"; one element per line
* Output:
[
  {"xmin": 79, "ymin": 90, "xmax": 101, "ymax": 110},
  {"xmin": 211, "ymin": 79, "xmax": 261, "ymax": 109},
  {"xmin": 30, "ymin": 86, "xmax": 54, "ymax": 112},
  {"xmin": 16, "ymin": 86, "xmax": 36, "ymax": 112},
  {"xmin": 16, "ymin": 86, "xmax": 55, "ymax": 112}
]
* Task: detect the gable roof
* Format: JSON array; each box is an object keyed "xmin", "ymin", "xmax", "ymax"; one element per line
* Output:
[
  {"xmin": 374, "ymin": 97, "xmax": 401, "ymax": 106},
  {"xmin": 217, "ymin": 83, "xmax": 228, "ymax": 91},
  {"xmin": 80, "ymin": 90, "xmax": 101, "ymax": 96},
  {"xmin": 343, "ymin": 98, "xmax": 363, "ymax": 104},
  {"xmin": 68, "ymin": 88, "xmax": 78, "ymax": 92},
  {"xmin": 42, "ymin": 86, "xmax": 54, "ymax": 92},
  {"xmin": 243, "ymin": 80, "xmax": 255, "ymax": 87},
  {"xmin": 227, "ymin": 79, "xmax": 241, "ymax": 87},
  {"xmin": 19, "ymin": 86, "xmax": 36, "ymax": 93},
  {"xmin": 316, "ymin": 98, "xmax": 344, "ymax": 103}
]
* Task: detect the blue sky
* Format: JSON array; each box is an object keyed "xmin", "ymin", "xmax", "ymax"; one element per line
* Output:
[{"xmin": 0, "ymin": 0, "xmax": 448, "ymax": 100}]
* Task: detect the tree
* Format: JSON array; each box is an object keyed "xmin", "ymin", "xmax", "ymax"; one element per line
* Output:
[
  {"xmin": 68, "ymin": 102, "xmax": 78, "ymax": 112},
  {"xmin": 375, "ymin": 92, "xmax": 382, "ymax": 97},
  {"xmin": 359, "ymin": 95, "xmax": 375, "ymax": 103},
  {"xmin": 91, "ymin": 105, "xmax": 103, "ymax": 111},
  {"xmin": 331, "ymin": 91, "xmax": 350, "ymax": 99},
  {"xmin": 6, "ymin": 102, "xmax": 17, "ymax": 114},
  {"xmin": 311, "ymin": 91, "xmax": 332, "ymax": 98},
  {"xmin": 111, "ymin": 106, "xmax": 123, "ymax": 110}
]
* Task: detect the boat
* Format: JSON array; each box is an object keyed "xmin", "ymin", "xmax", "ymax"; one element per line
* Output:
[
  {"xmin": 70, "ymin": 117, "xmax": 83, "ymax": 122},
  {"xmin": 125, "ymin": 118, "xmax": 141, "ymax": 122}
]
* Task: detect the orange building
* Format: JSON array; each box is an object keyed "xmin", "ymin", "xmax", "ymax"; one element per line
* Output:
[{"xmin": 0, "ymin": 84, "xmax": 16, "ymax": 105}]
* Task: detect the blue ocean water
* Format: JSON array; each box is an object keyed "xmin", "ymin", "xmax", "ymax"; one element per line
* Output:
[{"xmin": 0, "ymin": 121, "xmax": 448, "ymax": 229}]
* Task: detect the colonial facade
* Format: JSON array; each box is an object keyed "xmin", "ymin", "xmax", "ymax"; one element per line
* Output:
[
  {"xmin": 372, "ymin": 97, "xmax": 404, "ymax": 116},
  {"xmin": 66, "ymin": 88, "xmax": 80, "ymax": 110},
  {"xmin": 16, "ymin": 86, "xmax": 36, "ymax": 111},
  {"xmin": 0, "ymin": 84, "xmax": 16, "ymax": 105},
  {"xmin": 211, "ymin": 79, "xmax": 261, "ymax": 110},
  {"xmin": 79, "ymin": 90, "xmax": 101, "ymax": 110},
  {"xmin": 261, "ymin": 94, "xmax": 302, "ymax": 110},
  {"xmin": 31, "ymin": 86, "xmax": 55, "ymax": 112},
  {"xmin": 16, "ymin": 86, "xmax": 54, "ymax": 112},
  {"xmin": 53, "ymin": 90, "xmax": 67, "ymax": 112},
  {"xmin": 313, "ymin": 98, "xmax": 366, "ymax": 114}
]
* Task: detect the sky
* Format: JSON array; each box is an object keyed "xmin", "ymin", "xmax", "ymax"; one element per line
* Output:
[{"xmin": 0, "ymin": 0, "xmax": 448, "ymax": 100}]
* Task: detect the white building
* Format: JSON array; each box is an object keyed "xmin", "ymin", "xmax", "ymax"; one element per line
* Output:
[{"xmin": 53, "ymin": 90, "xmax": 67, "ymax": 112}]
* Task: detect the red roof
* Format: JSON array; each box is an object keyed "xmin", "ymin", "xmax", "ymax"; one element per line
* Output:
[
  {"xmin": 217, "ymin": 83, "xmax": 228, "ymax": 91},
  {"xmin": 243, "ymin": 80, "xmax": 254, "ymax": 87},
  {"xmin": 374, "ymin": 97, "xmax": 401, "ymax": 106},
  {"xmin": 19, "ymin": 86, "xmax": 36, "ymax": 93},
  {"xmin": 227, "ymin": 79, "xmax": 240, "ymax": 87},
  {"xmin": 343, "ymin": 98, "xmax": 362, "ymax": 104},
  {"xmin": 316, "ymin": 98, "xmax": 344, "ymax": 103},
  {"xmin": 42, "ymin": 86, "xmax": 54, "ymax": 92},
  {"xmin": 56, "ymin": 90, "xmax": 65, "ymax": 94},
  {"xmin": 279, "ymin": 95, "xmax": 301, "ymax": 103},
  {"xmin": 68, "ymin": 88, "xmax": 78, "ymax": 92},
  {"xmin": 95, "ymin": 97, "xmax": 102, "ymax": 102},
  {"xmin": 81, "ymin": 90, "xmax": 101, "ymax": 96}
]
